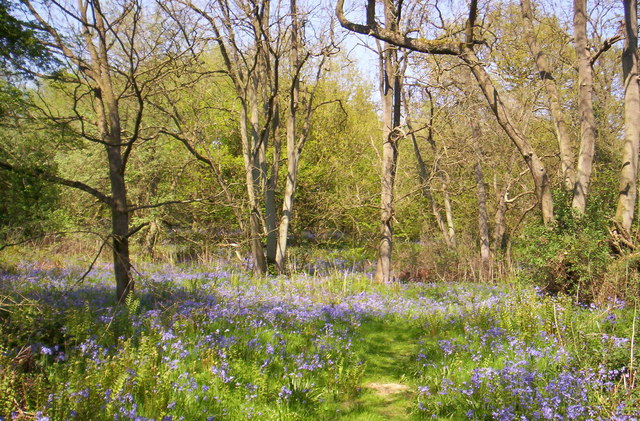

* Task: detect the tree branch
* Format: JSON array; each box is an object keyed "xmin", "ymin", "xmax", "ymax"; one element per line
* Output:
[
  {"xmin": 590, "ymin": 33, "xmax": 622, "ymax": 66},
  {"xmin": 0, "ymin": 161, "xmax": 112, "ymax": 205},
  {"xmin": 126, "ymin": 198, "xmax": 205, "ymax": 213},
  {"xmin": 336, "ymin": 0, "xmax": 462, "ymax": 55}
]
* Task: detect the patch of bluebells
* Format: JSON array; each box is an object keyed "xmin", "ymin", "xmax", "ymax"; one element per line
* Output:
[
  {"xmin": 1, "ymin": 262, "xmax": 375, "ymax": 419},
  {"xmin": 414, "ymin": 290, "xmax": 639, "ymax": 419},
  {"xmin": 1, "ymin": 262, "xmax": 639, "ymax": 419}
]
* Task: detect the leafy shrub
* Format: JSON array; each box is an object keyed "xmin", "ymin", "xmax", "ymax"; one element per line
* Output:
[{"xmin": 514, "ymin": 191, "xmax": 611, "ymax": 300}]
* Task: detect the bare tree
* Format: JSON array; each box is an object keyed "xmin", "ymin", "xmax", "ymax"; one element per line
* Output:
[
  {"xmin": 170, "ymin": 0, "xmax": 335, "ymax": 273},
  {"xmin": 175, "ymin": 0, "xmax": 284, "ymax": 273}
]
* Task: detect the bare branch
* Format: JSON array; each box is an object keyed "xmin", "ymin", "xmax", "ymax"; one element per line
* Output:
[
  {"xmin": 336, "ymin": 0, "xmax": 462, "ymax": 55},
  {"xmin": 590, "ymin": 33, "xmax": 623, "ymax": 66},
  {"xmin": 127, "ymin": 199, "xmax": 206, "ymax": 213}
]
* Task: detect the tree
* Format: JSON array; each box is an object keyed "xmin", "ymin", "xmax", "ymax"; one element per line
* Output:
[
  {"xmin": 275, "ymin": 0, "xmax": 336, "ymax": 272},
  {"xmin": 520, "ymin": 0, "xmax": 576, "ymax": 192},
  {"xmin": 336, "ymin": 0, "xmax": 556, "ymax": 226},
  {"xmin": 404, "ymin": 87, "xmax": 457, "ymax": 250},
  {"xmin": 1, "ymin": 0, "xmax": 194, "ymax": 301},
  {"xmin": 570, "ymin": 0, "xmax": 597, "ymax": 215},
  {"xmin": 373, "ymin": 0, "xmax": 406, "ymax": 283},
  {"xmin": 172, "ymin": 0, "xmax": 335, "ymax": 273}
]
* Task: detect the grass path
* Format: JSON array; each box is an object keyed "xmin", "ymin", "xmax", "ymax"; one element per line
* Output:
[{"xmin": 337, "ymin": 319, "xmax": 423, "ymax": 420}]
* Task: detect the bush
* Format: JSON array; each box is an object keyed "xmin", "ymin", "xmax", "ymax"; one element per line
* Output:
[{"xmin": 514, "ymin": 191, "xmax": 611, "ymax": 300}]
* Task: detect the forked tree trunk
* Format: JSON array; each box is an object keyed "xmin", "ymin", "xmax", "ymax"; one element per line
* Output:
[
  {"xmin": 615, "ymin": 0, "xmax": 640, "ymax": 233},
  {"xmin": 571, "ymin": 0, "xmax": 597, "ymax": 214}
]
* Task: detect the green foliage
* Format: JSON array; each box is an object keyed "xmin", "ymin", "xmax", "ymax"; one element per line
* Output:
[
  {"xmin": 0, "ymin": 122, "xmax": 69, "ymax": 240},
  {"xmin": 0, "ymin": 0, "xmax": 54, "ymax": 75},
  {"xmin": 514, "ymin": 191, "xmax": 611, "ymax": 299}
]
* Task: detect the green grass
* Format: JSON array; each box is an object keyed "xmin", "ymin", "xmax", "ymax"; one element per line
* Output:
[{"xmin": 338, "ymin": 319, "xmax": 422, "ymax": 420}]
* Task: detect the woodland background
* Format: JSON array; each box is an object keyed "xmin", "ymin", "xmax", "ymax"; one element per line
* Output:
[{"xmin": 1, "ymin": 0, "xmax": 639, "ymax": 303}]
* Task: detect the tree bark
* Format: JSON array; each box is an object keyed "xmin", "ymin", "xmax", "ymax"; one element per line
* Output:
[
  {"xmin": 571, "ymin": 0, "xmax": 597, "ymax": 214},
  {"xmin": 520, "ymin": 0, "xmax": 576, "ymax": 191},
  {"xmin": 615, "ymin": 0, "xmax": 640, "ymax": 233}
]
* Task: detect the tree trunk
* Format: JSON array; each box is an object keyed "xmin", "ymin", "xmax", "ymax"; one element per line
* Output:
[
  {"xmin": 275, "ymin": 0, "xmax": 301, "ymax": 272},
  {"xmin": 374, "ymin": 2, "xmax": 403, "ymax": 283},
  {"xmin": 262, "ymin": 96, "xmax": 278, "ymax": 266},
  {"xmin": 105, "ymin": 131, "xmax": 131, "ymax": 302},
  {"xmin": 265, "ymin": 105, "xmax": 280, "ymax": 265},
  {"xmin": 461, "ymin": 46, "xmax": 555, "ymax": 226},
  {"xmin": 275, "ymin": 149, "xmax": 298, "ymax": 272},
  {"xmin": 615, "ymin": 0, "xmax": 640, "ymax": 233},
  {"xmin": 111, "ymin": 175, "xmax": 131, "ymax": 303},
  {"xmin": 375, "ymin": 78, "xmax": 399, "ymax": 282},
  {"xmin": 240, "ymin": 100, "xmax": 267, "ymax": 274},
  {"xmin": 493, "ymin": 175, "xmax": 509, "ymax": 253},
  {"xmin": 442, "ymin": 183, "xmax": 457, "ymax": 248},
  {"xmin": 472, "ymin": 134, "xmax": 490, "ymax": 264},
  {"xmin": 571, "ymin": 0, "xmax": 597, "ymax": 214},
  {"xmin": 92, "ymin": 6, "xmax": 132, "ymax": 303},
  {"xmin": 520, "ymin": 0, "xmax": 576, "ymax": 191}
]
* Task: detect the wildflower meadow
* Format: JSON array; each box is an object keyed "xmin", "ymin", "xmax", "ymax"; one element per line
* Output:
[{"xmin": 1, "ymin": 257, "xmax": 639, "ymax": 420}]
